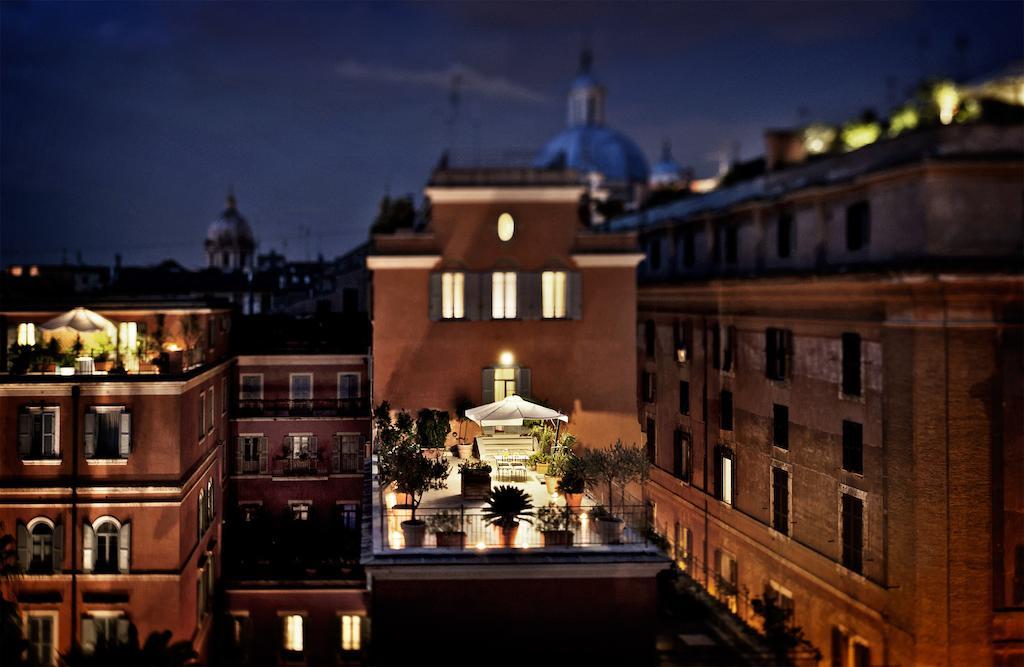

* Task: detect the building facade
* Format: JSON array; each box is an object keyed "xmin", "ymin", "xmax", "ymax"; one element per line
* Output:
[
  {"xmin": 369, "ymin": 167, "xmax": 644, "ymax": 449},
  {"xmin": 619, "ymin": 123, "xmax": 1024, "ymax": 665},
  {"xmin": 0, "ymin": 304, "xmax": 231, "ymax": 664}
]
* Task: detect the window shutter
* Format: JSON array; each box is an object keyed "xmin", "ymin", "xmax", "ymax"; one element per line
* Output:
[
  {"xmin": 82, "ymin": 523, "xmax": 96, "ymax": 572},
  {"xmin": 518, "ymin": 272, "xmax": 540, "ymax": 320},
  {"xmin": 569, "ymin": 272, "xmax": 582, "ymax": 320},
  {"xmin": 731, "ymin": 453, "xmax": 738, "ymax": 501},
  {"xmin": 258, "ymin": 436, "xmax": 269, "ymax": 474},
  {"xmin": 481, "ymin": 368, "xmax": 495, "ymax": 404},
  {"xmin": 309, "ymin": 436, "xmax": 318, "ymax": 463},
  {"xmin": 16, "ymin": 522, "xmax": 29, "ymax": 571},
  {"xmin": 428, "ymin": 273, "xmax": 442, "ymax": 321},
  {"xmin": 480, "ymin": 273, "xmax": 492, "ymax": 320},
  {"xmin": 81, "ymin": 618, "xmax": 97, "ymax": 653},
  {"xmin": 118, "ymin": 522, "xmax": 131, "ymax": 573},
  {"xmin": 118, "ymin": 412, "xmax": 131, "ymax": 458},
  {"xmin": 42, "ymin": 412, "xmax": 56, "ymax": 455},
  {"xmin": 53, "ymin": 520, "xmax": 64, "ymax": 573},
  {"xmin": 18, "ymin": 412, "xmax": 32, "ymax": 456},
  {"xmin": 515, "ymin": 367, "xmax": 532, "ymax": 399},
  {"xmin": 332, "ymin": 436, "xmax": 341, "ymax": 473},
  {"xmin": 116, "ymin": 617, "xmax": 130, "ymax": 644},
  {"xmin": 236, "ymin": 438, "xmax": 244, "ymax": 474},
  {"xmin": 464, "ymin": 273, "xmax": 480, "ymax": 320},
  {"xmin": 784, "ymin": 330, "xmax": 794, "ymax": 377},
  {"xmin": 84, "ymin": 412, "xmax": 96, "ymax": 457}
]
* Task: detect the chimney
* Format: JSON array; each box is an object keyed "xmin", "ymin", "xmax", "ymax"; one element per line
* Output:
[{"xmin": 763, "ymin": 129, "xmax": 807, "ymax": 171}]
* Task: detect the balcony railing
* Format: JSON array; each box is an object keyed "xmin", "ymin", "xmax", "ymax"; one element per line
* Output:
[
  {"xmin": 275, "ymin": 456, "xmax": 325, "ymax": 476},
  {"xmin": 382, "ymin": 504, "xmax": 652, "ymax": 550},
  {"xmin": 234, "ymin": 398, "xmax": 369, "ymax": 418}
]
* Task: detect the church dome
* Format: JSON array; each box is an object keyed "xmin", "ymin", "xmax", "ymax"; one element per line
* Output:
[
  {"xmin": 534, "ymin": 49, "xmax": 649, "ymax": 185},
  {"xmin": 206, "ymin": 194, "xmax": 254, "ymax": 247},
  {"xmin": 650, "ymin": 141, "xmax": 684, "ymax": 187},
  {"xmin": 535, "ymin": 125, "xmax": 650, "ymax": 184}
]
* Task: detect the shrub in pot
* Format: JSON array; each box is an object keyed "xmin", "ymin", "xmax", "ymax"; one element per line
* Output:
[
  {"xmin": 545, "ymin": 451, "xmax": 573, "ymax": 495},
  {"xmin": 427, "ymin": 510, "xmax": 465, "ymax": 548},
  {"xmin": 580, "ymin": 440, "xmax": 648, "ymax": 544},
  {"xmin": 528, "ymin": 452, "xmax": 551, "ymax": 475},
  {"xmin": 482, "ymin": 485, "xmax": 534, "ymax": 548},
  {"xmin": 459, "ymin": 460, "xmax": 492, "ymax": 501},
  {"xmin": 537, "ymin": 504, "xmax": 574, "ymax": 548},
  {"xmin": 417, "ymin": 408, "xmax": 452, "ymax": 459},
  {"xmin": 557, "ymin": 455, "xmax": 588, "ymax": 508}
]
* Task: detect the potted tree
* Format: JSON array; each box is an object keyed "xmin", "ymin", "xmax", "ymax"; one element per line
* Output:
[
  {"xmin": 459, "ymin": 460, "xmax": 492, "ymax": 501},
  {"xmin": 482, "ymin": 485, "xmax": 534, "ymax": 548},
  {"xmin": 545, "ymin": 451, "xmax": 572, "ymax": 495},
  {"xmin": 581, "ymin": 440, "xmax": 646, "ymax": 544},
  {"xmin": 375, "ymin": 401, "xmax": 450, "ymax": 547},
  {"xmin": 427, "ymin": 510, "xmax": 466, "ymax": 548},
  {"xmin": 417, "ymin": 408, "xmax": 451, "ymax": 460},
  {"xmin": 557, "ymin": 455, "xmax": 588, "ymax": 508},
  {"xmin": 536, "ymin": 504, "xmax": 574, "ymax": 547}
]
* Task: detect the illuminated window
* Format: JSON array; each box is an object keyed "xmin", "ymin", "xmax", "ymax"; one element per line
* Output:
[
  {"xmin": 541, "ymin": 271, "xmax": 567, "ymax": 319},
  {"xmin": 491, "ymin": 272, "xmax": 517, "ymax": 319},
  {"xmin": 282, "ymin": 614, "xmax": 304, "ymax": 653},
  {"xmin": 10, "ymin": 266, "xmax": 23, "ymax": 277},
  {"xmin": 287, "ymin": 435, "xmax": 314, "ymax": 460},
  {"xmin": 441, "ymin": 272, "xmax": 465, "ymax": 319},
  {"xmin": 716, "ymin": 447, "xmax": 734, "ymax": 505},
  {"xmin": 117, "ymin": 322, "xmax": 137, "ymax": 353},
  {"xmin": 17, "ymin": 322, "xmax": 36, "ymax": 346},
  {"xmin": 340, "ymin": 614, "xmax": 362, "ymax": 652},
  {"xmin": 494, "ymin": 368, "xmax": 516, "ymax": 401},
  {"xmin": 497, "ymin": 212, "xmax": 515, "ymax": 241},
  {"xmin": 290, "ymin": 502, "xmax": 311, "ymax": 521}
]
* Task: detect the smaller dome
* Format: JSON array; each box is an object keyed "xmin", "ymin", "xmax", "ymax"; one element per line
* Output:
[
  {"xmin": 206, "ymin": 193, "xmax": 254, "ymax": 247},
  {"xmin": 650, "ymin": 141, "xmax": 684, "ymax": 187}
]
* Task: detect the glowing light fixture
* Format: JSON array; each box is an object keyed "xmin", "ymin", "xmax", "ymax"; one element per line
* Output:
[
  {"xmin": 9, "ymin": 266, "xmax": 22, "ymax": 277},
  {"xmin": 841, "ymin": 121, "xmax": 882, "ymax": 151},
  {"xmin": 475, "ymin": 541, "xmax": 486, "ymax": 550},
  {"xmin": 497, "ymin": 212, "xmax": 515, "ymax": 241},
  {"xmin": 499, "ymin": 351, "xmax": 514, "ymax": 367},
  {"xmin": 888, "ymin": 105, "xmax": 919, "ymax": 137},
  {"xmin": 164, "ymin": 342, "xmax": 181, "ymax": 352},
  {"xmin": 802, "ymin": 123, "xmax": 837, "ymax": 155},
  {"xmin": 933, "ymin": 81, "xmax": 960, "ymax": 125}
]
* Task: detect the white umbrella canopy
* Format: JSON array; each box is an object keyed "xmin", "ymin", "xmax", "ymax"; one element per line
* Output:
[
  {"xmin": 39, "ymin": 307, "xmax": 115, "ymax": 334},
  {"xmin": 465, "ymin": 394, "xmax": 568, "ymax": 427}
]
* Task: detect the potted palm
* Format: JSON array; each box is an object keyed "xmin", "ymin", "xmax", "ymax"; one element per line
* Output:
[
  {"xmin": 459, "ymin": 460, "xmax": 492, "ymax": 501},
  {"xmin": 427, "ymin": 510, "xmax": 466, "ymax": 548},
  {"xmin": 482, "ymin": 485, "xmax": 534, "ymax": 548},
  {"xmin": 536, "ymin": 504, "xmax": 574, "ymax": 547},
  {"xmin": 557, "ymin": 455, "xmax": 588, "ymax": 508}
]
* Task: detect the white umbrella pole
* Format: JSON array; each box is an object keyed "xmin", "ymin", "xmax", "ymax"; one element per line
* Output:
[{"xmin": 553, "ymin": 419, "xmax": 562, "ymax": 457}]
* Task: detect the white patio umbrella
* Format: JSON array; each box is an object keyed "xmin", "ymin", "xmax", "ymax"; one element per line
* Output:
[
  {"xmin": 39, "ymin": 307, "xmax": 115, "ymax": 334},
  {"xmin": 465, "ymin": 394, "xmax": 568, "ymax": 427}
]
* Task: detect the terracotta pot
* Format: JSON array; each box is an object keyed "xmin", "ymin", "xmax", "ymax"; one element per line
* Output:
[
  {"xmin": 457, "ymin": 443, "xmax": 474, "ymax": 459},
  {"xmin": 545, "ymin": 475, "xmax": 561, "ymax": 495},
  {"xmin": 542, "ymin": 530, "xmax": 573, "ymax": 548},
  {"xmin": 94, "ymin": 360, "xmax": 114, "ymax": 372},
  {"xmin": 498, "ymin": 522, "xmax": 520, "ymax": 548},
  {"xmin": 596, "ymin": 517, "xmax": 625, "ymax": 544},
  {"xmin": 564, "ymin": 492, "xmax": 583, "ymax": 509},
  {"xmin": 435, "ymin": 531, "xmax": 466, "ymax": 548},
  {"xmin": 401, "ymin": 520, "xmax": 427, "ymax": 547}
]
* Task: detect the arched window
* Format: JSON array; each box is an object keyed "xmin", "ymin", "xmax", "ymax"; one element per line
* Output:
[
  {"xmin": 95, "ymin": 521, "xmax": 120, "ymax": 573},
  {"xmin": 30, "ymin": 522, "xmax": 53, "ymax": 572}
]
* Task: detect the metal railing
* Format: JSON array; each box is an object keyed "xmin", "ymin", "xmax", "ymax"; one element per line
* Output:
[
  {"xmin": 234, "ymin": 398, "xmax": 368, "ymax": 418},
  {"xmin": 275, "ymin": 456, "xmax": 325, "ymax": 476},
  {"xmin": 381, "ymin": 504, "xmax": 653, "ymax": 550}
]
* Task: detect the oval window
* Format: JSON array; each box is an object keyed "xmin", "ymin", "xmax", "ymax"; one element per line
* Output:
[{"xmin": 497, "ymin": 213, "xmax": 515, "ymax": 242}]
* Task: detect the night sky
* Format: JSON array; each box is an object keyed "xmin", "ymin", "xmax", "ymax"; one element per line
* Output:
[{"xmin": 2, "ymin": 1, "xmax": 1021, "ymax": 268}]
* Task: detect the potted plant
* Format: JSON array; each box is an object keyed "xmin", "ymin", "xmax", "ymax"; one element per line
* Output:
[
  {"xmin": 557, "ymin": 454, "xmax": 588, "ymax": 508},
  {"xmin": 427, "ymin": 510, "xmax": 466, "ymax": 548},
  {"xmin": 545, "ymin": 451, "xmax": 572, "ymax": 495},
  {"xmin": 454, "ymin": 396, "xmax": 476, "ymax": 458},
  {"xmin": 459, "ymin": 460, "xmax": 492, "ymax": 501},
  {"xmin": 581, "ymin": 441, "xmax": 647, "ymax": 544},
  {"xmin": 482, "ymin": 485, "xmax": 534, "ymax": 548},
  {"xmin": 528, "ymin": 452, "xmax": 551, "ymax": 474},
  {"xmin": 417, "ymin": 408, "xmax": 451, "ymax": 460},
  {"xmin": 375, "ymin": 402, "xmax": 450, "ymax": 547},
  {"xmin": 536, "ymin": 504, "xmax": 574, "ymax": 548}
]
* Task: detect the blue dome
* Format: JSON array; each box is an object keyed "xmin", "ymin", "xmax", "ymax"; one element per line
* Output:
[
  {"xmin": 535, "ymin": 125, "xmax": 650, "ymax": 184},
  {"xmin": 651, "ymin": 158, "xmax": 682, "ymax": 179}
]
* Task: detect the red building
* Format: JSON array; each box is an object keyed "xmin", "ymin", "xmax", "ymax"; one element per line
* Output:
[{"xmin": 0, "ymin": 302, "xmax": 231, "ymax": 664}]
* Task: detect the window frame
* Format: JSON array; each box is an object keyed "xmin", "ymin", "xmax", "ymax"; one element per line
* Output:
[
  {"xmin": 441, "ymin": 271, "xmax": 466, "ymax": 320},
  {"xmin": 18, "ymin": 405, "xmax": 61, "ymax": 461},
  {"xmin": 24, "ymin": 610, "xmax": 58, "ymax": 666},
  {"xmin": 289, "ymin": 373, "xmax": 314, "ymax": 402},
  {"xmin": 490, "ymin": 271, "xmax": 518, "ymax": 319},
  {"xmin": 337, "ymin": 372, "xmax": 361, "ymax": 400},
  {"xmin": 839, "ymin": 486, "xmax": 867, "ymax": 575},
  {"xmin": 541, "ymin": 270, "xmax": 568, "ymax": 319},
  {"xmin": 239, "ymin": 373, "xmax": 264, "ymax": 401},
  {"xmin": 771, "ymin": 463, "xmax": 792, "ymax": 536}
]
